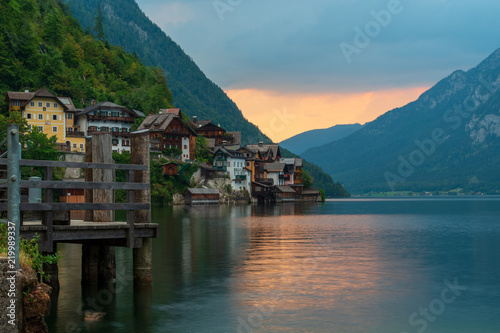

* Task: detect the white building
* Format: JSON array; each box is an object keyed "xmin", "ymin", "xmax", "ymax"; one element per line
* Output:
[
  {"xmin": 213, "ymin": 147, "xmax": 252, "ymax": 193},
  {"xmin": 76, "ymin": 102, "xmax": 144, "ymax": 153}
]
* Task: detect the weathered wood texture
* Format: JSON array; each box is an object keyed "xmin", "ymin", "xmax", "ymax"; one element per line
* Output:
[{"xmin": 91, "ymin": 133, "xmax": 114, "ymax": 222}]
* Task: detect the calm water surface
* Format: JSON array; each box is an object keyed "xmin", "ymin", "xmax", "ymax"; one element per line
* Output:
[{"xmin": 46, "ymin": 197, "xmax": 500, "ymax": 332}]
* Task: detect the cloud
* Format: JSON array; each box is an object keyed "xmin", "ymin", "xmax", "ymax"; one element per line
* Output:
[
  {"xmin": 136, "ymin": 0, "xmax": 500, "ymax": 94},
  {"xmin": 226, "ymin": 86, "xmax": 428, "ymax": 142}
]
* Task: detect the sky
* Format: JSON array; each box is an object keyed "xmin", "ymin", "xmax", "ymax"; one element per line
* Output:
[{"xmin": 134, "ymin": 0, "xmax": 500, "ymax": 142}]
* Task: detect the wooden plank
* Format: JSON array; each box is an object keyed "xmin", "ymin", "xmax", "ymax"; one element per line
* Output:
[
  {"xmin": 44, "ymin": 166, "xmax": 54, "ymax": 253},
  {"xmin": 127, "ymin": 169, "xmax": 135, "ymax": 248},
  {"xmin": 1, "ymin": 180, "xmax": 150, "ymax": 190},
  {"xmin": 0, "ymin": 158, "xmax": 147, "ymax": 170},
  {"xmin": 0, "ymin": 203, "xmax": 150, "ymax": 211}
]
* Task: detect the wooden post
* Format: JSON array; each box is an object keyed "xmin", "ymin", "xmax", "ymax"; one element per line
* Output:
[
  {"xmin": 81, "ymin": 133, "xmax": 115, "ymax": 285},
  {"xmin": 84, "ymin": 136, "xmax": 93, "ymax": 222},
  {"xmin": 131, "ymin": 130, "xmax": 152, "ymax": 284},
  {"xmin": 92, "ymin": 133, "xmax": 114, "ymax": 222}
]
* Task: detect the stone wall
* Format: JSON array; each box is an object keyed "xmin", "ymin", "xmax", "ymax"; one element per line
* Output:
[{"xmin": 0, "ymin": 257, "xmax": 22, "ymax": 333}]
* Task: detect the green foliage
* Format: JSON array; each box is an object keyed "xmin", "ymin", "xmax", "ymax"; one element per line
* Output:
[
  {"xmin": 0, "ymin": 0, "xmax": 173, "ymax": 115},
  {"xmin": 112, "ymin": 150, "xmax": 131, "ymax": 203},
  {"xmin": 63, "ymin": 0, "xmax": 269, "ymax": 145},
  {"xmin": 319, "ymin": 189, "xmax": 326, "ymax": 202},
  {"xmin": 195, "ymin": 135, "xmax": 213, "ymax": 164},
  {"xmin": 163, "ymin": 147, "xmax": 182, "ymax": 159},
  {"xmin": 20, "ymin": 234, "xmax": 61, "ymax": 283},
  {"xmin": 21, "ymin": 127, "xmax": 63, "ymax": 179},
  {"xmin": 302, "ymin": 170, "xmax": 312, "ymax": 189},
  {"xmin": 0, "ymin": 111, "xmax": 29, "ymax": 147},
  {"xmin": 93, "ymin": 2, "xmax": 106, "ymax": 42},
  {"xmin": 149, "ymin": 159, "xmax": 198, "ymax": 203}
]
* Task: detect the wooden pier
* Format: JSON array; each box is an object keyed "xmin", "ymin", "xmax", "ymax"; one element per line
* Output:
[{"xmin": 0, "ymin": 128, "xmax": 157, "ymax": 287}]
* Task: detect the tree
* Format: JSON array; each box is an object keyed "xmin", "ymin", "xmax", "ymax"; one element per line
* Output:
[
  {"xmin": 302, "ymin": 170, "xmax": 313, "ymax": 189},
  {"xmin": 94, "ymin": 2, "xmax": 106, "ymax": 42},
  {"xmin": 195, "ymin": 135, "xmax": 213, "ymax": 163},
  {"xmin": 23, "ymin": 127, "xmax": 61, "ymax": 161}
]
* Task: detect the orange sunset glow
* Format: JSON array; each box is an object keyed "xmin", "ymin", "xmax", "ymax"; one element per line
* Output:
[{"xmin": 226, "ymin": 87, "xmax": 429, "ymax": 142}]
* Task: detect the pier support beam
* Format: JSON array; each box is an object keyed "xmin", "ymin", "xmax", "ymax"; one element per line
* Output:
[
  {"xmin": 81, "ymin": 133, "xmax": 115, "ymax": 286},
  {"xmin": 131, "ymin": 130, "xmax": 152, "ymax": 284}
]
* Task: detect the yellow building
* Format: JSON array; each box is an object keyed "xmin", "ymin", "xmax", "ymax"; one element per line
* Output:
[{"xmin": 6, "ymin": 87, "xmax": 85, "ymax": 152}]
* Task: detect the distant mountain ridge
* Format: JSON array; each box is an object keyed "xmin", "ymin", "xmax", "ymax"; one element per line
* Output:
[
  {"xmin": 302, "ymin": 48, "xmax": 500, "ymax": 194},
  {"xmin": 280, "ymin": 124, "xmax": 363, "ymax": 155},
  {"xmin": 63, "ymin": 0, "xmax": 269, "ymax": 145}
]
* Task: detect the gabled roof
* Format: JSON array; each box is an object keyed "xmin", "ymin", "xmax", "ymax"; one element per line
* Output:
[
  {"xmin": 246, "ymin": 143, "xmax": 281, "ymax": 160},
  {"xmin": 5, "ymin": 87, "xmax": 73, "ymax": 111},
  {"xmin": 137, "ymin": 113, "xmax": 197, "ymax": 135},
  {"xmin": 273, "ymin": 185, "xmax": 296, "ymax": 193},
  {"xmin": 194, "ymin": 120, "xmax": 226, "ymax": 132},
  {"xmin": 214, "ymin": 147, "xmax": 244, "ymax": 159},
  {"xmin": 133, "ymin": 109, "xmax": 145, "ymax": 117},
  {"xmin": 302, "ymin": 188, "xmax": 320, "ymax": 195},
  {"xmin": 228, "ymin": 131, "xmax": 241, "ymax": 145},
  {"xmin": 76, "ymin": 101, "xmax": 136, "ymax": 117},
  {"xmin": 160, "ymin": 108, "xmax": 181, "ymax": 117},
  {"xmin": 264, "ymin": 163, "xmax": 286, "ymax": 172},
  {"xmin": 281, "ymin": 158, "xmax": 303, "ymax": 168},
  {"xmin": 58, "ymin": 97, "xmax": 76, "ymax": 112},
  {"xmin": 138, "ymin": 113, "xmax": 175, "ymax": 132},
  {"xmin": 185, "ymin": 188, "xmax": 220, "ymax": 195}
]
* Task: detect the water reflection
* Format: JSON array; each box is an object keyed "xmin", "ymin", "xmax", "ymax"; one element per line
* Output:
[{"xmin": 47, "ymin": 199, "xmax": 500, "ymax": 333}]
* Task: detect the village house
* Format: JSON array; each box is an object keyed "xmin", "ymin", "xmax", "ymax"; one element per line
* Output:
[
  {"xmin": 246, "ymin": 142, "xmax": 281, "ymax": 162},
  {"xmin": 191, "ymin": 117, "xmax": 240, "ymax": 150},
  {"xmin": 137, "ymin": 111, "xmax": 197, "ymax": 161},
  {"xmin": 264, "ymin": 163, "xmax": 286, "ymax": 186},
  {"xmin": 75, "ymin": 101, "xmax": 144, "ymax": 153},
  {"xmin": 162, "ymin": 162, "xmax": 179, "ymax": 176},
  {"xmin": 213, "ymin": 147, "xmax": 251, "ymax": 192},
  {"xmin": 5, "ymin": 87, "xmax": 84, "ymax": 152},
  {"xmin": 280, "ymin": 158, "xmax": 304, "ymax": 186}
]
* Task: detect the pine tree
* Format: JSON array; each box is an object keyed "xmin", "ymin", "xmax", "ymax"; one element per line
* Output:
[{"xmin": 94, "ymin": 2, "xmax": 106, "ymax": 42}]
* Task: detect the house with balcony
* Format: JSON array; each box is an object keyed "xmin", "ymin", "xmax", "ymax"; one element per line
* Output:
[
  {"xmin": 191, "ymin": 117, "xmax": 240, "ymax": 150},
  {"xmin": 137, "ymin": 111, "xmax": 197, "ymax": 161},
  {"xmin": 213, "ymin": 147, "xmax": 251, "ymax": 192},
  {"xmin": 264, "ymin": 163, "xmax": 286, "ymax": 186},
  {"xmin": 280, "ymin": 158, "xmax": 304, "ymax": 186},
  {"xmin": 5, "ymin": 87, "xmax": 84, "ymax": 152},
  {"xmin": 75, "ymin": 101, "xmax": 144, "ymax": 153}
]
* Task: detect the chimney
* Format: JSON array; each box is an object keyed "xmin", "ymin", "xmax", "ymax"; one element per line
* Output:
[
  {"xmin": 258, "ymin": 141, "xmax": 263, "ymax": 147},
  {"xmin": 92, "ymin": 99, "xmax": 96, "ymax": 106},
  {"xmin": 24, "ymin": 88, "xmax": 29, "ymax": 93},
  {"xmin": 193, "ymin": 116, "xmax": 197, "ymax": 123},
  {"xmin": 159, "ymin": 109, "xmax": 163, "ymax": 114}
]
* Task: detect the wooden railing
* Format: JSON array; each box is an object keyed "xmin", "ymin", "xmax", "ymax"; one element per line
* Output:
[{"xmin": 0, "ymin": 157, "xmax": 151, "ymax": 251}]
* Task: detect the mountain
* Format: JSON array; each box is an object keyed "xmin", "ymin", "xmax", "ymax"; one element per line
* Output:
[
  {"xmin": 280, "ymin": 124, "xmax": 363, "ymax": 155},
  {"xmin": 0, "ymin": 0, "xmax": 173, "ymax": 113},
  {"xmin": 63, "ymin": 0, "xmax": 269, "ymax": 145},
  {"xmin": 302, "ymin": 48, "xmax": 500, "ymax": 194}
]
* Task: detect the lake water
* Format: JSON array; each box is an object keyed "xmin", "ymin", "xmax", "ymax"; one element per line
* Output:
[{"xmin": 46, "ymin": 197, "xmax": 500, "ymax": 333}]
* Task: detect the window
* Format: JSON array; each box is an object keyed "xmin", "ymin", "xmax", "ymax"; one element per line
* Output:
[
  {"xmin": 38, "ymin": 102, "xmax": 43, "ymax": 107},
  {"xmin": 67, "ymin": 113, "xmax": 73, "ymax": 119},
  {"xmin": 52, "ymin": 126, "xmax": 57, "ymax": 133},
  {"xmin": 52, "ymin": 115, "xmax": 57, "ymax": 121},
  {"xmin": 112, "ymin": 139, "xmax": 118, "ymax": 146},
  {"xmin": 38, "ymin": 126, "xmax": 43, "ymax": 132},
  {"xmin": 30, "ymin": 102, "xmax": 35, "ymax": 107},
  {"xmin": 184, "ymin": 145, "xmax": 187, "ymax": 149},
  {"xmin": 67, "ymin": 127, "xmax": 73, "ymax": 132},
  {"xmin": 27, "ymin": 113, "xmax": 32, "ymax": 119},
  {"xmin": 228, "ymin": 162, "xmax": 231, "ymax": 167},
  {"xmin": 38, "ymin": 114, "xmax": 43, "ymax": 120},
  {"xmin": 54, "ymin": 103, "xmax": 58, "ymax": 108},
  {"xmin": 73, "ymin": 144, "xmax": 77, "ymax": 149},
  {"xmin": 79, "ymin": 144, "xmax": 84, "ymax": 149},
  {"xmin": 46, "ymin": 102, "xmax": 50, "ymax": 108}
]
